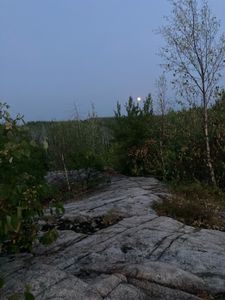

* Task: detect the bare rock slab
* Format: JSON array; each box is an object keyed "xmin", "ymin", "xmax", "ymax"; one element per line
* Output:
[{"xmin": 1, "ymin": 176, "xmax": 225, "ymax": 299}]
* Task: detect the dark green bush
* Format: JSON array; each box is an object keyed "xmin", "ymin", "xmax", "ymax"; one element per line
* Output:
[
  {"xmin": 27, "ymin": 116, "xmax": 110, "ymax": 172},
  {"xmin": 111, "ymin": 91, "xmax": 225, "ymax": 190},
  {"xmin": 0, "ymin": 103, "xmax": 61, "ymax": 253},
  {"xmin": 111, "ymin": 95, "xmax": 156, "ymax": 176}
]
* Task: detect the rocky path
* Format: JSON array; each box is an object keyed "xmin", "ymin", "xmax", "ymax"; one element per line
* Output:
[{"xmin": 1, "ymin": 176, "xmax": 225, "ymax": 299}]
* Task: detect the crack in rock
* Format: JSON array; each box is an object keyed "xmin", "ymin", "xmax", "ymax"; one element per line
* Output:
[{"xmin": 1, "ymin": 176, "xmax": 225, "ymax": 299}]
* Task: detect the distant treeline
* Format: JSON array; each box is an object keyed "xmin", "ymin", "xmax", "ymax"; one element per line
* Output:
[{"xmin": 26, "ymin": 90, "xmax": 225, "ymax": 190}]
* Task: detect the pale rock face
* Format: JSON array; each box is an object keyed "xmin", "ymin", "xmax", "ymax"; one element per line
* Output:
[{"xmin": 1, "ymin": 176, "xmax": 225, "ymax": 299}]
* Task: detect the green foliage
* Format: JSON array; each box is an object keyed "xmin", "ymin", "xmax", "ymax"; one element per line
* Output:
[
  {"xmin": 112, "ymin": 95, "xmax": 156, "ymax": 175},
  {"xmin": 210, "ymin": 90, "xmax": 225, "ymax": 188},
  {"xmin": 24, "ymin": 291, "xmax": 35, "ymax": 300},
  {"xmin": 6, "ymin": 286, "xmax": 35, "ymax": 300},
  {"xmin": 111, "ymin": 90, "xmax": 225, "ymax": 189},
  {"xmin": 0, "ymin": 103, "xmax": 61, "ymax": 253},
  {"xmin": 0, "ymin": 277, "xmax": 4, "ymax": 288},
  {"xmin": 23, "ymin": 286, "xmax": 35, "ymax": 300},
  {"xmin": 160, "ymin": 108, "xmax": 207, "ymax": 181},
  {"xmin": 39, "ymin": 228, "xmax": 58, "ymax": 245},
  {"xmin": 27, "ymin": 115, "xmax": 110, "ymax": 172},
  {"xmin": 111, "ymin": 90, "xmax": 225, "ymax": 228}
]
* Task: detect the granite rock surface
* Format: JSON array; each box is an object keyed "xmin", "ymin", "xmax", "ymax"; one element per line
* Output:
[{"xmin": 1, "ymin": 176, "xmax": 225, "ymax": 299}]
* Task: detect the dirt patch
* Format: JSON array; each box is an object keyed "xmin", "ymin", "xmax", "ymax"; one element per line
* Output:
[{"xmin": 42, "ymin": 211, "xmax": 124, "ymax": 235}]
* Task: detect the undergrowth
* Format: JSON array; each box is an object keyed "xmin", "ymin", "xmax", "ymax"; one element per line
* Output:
[{"xmin": 153, "ymin": 182, "xmax": 225, "ymax": 230}]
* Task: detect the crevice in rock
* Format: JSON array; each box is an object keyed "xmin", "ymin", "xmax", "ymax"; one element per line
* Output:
[
  {"xmin": 34, "ymin": 275, "xmax": 70, "ymax": 299},
  {"xmin": 145, "ymin": 225, "xmax": 185, "ymax": 260},
  {"xmin": 36, "ymin": 234, "xmax": 89, "ymax": 257},
  {"xmin": 195, "ymin": 272, "xmax": 225, "ymax": 280},
  {"xmin": 145, "ymin": 233, "xmax": 176, "ymax": 259},
  {"xmin": 102, "ymin": 282, "xmax": 123, "ymax": 298},
  {"xmin": 75, "ymin": 269, "xmax": 106, "ymax": 282},
  {"xmin": 86, "ymin": 196, "xmax": 128, "ymax": 212},
  {"xmin": 156, "ymin": 232, "xmax": 185, "ymax": 260},
  {"xmin": 121, "ymin": 245, "xmax": 134, "ymax": 254},
  {"xmin": 127, "ymin": 278, "xmax": 203, "ymax": 300},
  {"xmin": 42, "ymin": 213, "xmax": 124, "ymax": 235}
]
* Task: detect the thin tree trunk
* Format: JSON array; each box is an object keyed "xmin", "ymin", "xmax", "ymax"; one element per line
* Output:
[
  {"xmin": 204, "ymin": 106, "xmax": 216, "ymax": 185},
  {"xmin": 61, "ymin": 153, "xmax": 71, "ymax": 191},
  {"xmin": 160, "ymin": 114, "xmax": 166, "ymax": 180},
  {"xmin": 159, "ymin": 140, "xmax": 166, "ymax": 179}
]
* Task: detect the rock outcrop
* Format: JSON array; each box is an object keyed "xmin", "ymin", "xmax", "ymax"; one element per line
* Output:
[
  {"xmin": 1, "ymin": 176, "xmax": 225, "ymax": 299},
  {"xmin": 45, "ymin": 169, "xmax": 109, "ymax": 189}
]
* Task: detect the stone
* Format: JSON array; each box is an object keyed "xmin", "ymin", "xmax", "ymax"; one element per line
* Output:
[
  {"xmin": 1, "ymin": 176, "xmax": 225, "ymax": 299},
  {"xmin": 45, "ymin": 169, "xmax": 109, "ymax": 189}
]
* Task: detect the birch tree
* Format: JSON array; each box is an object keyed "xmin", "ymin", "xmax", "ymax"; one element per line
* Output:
[
  {"xmin": 156, "ymin": 74, "xmax": 168, "ymax": 178},
  {"xmin": 159, "ymin": 0, "xmax": 225, "ymax": 185}
]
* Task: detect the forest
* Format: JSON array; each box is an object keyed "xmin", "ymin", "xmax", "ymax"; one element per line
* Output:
[
  {"xmin": 1, "ymin": 88, "xmax": 225, "ymax": 256},
  {"xmin": 1, "ymin": 0, "xmax": 225, "ymax": 272}
]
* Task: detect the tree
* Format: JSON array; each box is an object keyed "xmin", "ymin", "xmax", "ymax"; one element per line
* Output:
[
  {"xmin": 155, "ymin": 73, "xmax": 168, "ymax": 178},
  {"xmin": 159, "ymin": 0, "xmax": 225, "ymax": 185},
  {"xmin": 112, "ymin": 95, "xmax": 154, "ymax": 175}
]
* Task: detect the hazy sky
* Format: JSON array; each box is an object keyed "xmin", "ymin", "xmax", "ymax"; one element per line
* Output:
[{"xmin": 1, "ymin": 0, "xmax": 225, "ymax": 121}]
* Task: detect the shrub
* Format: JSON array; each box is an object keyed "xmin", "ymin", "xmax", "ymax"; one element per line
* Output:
[
  {"xmin": 0, "ymin": 103, "xmax": 61, "ymax": 253},
  {"xmin": 27, "ymin": 109, "xmax": 111, "ymax": 172},
  {"xmin": 111, "ymin": 95, "xmax": 156, "ymax": 175},
  {"xmin": 111, "ymin": 94, "xmax": 225, "ymax": 187},
  {"xmin": 153, "ymin": 182, "xmax": 225, "ymax": 230}
]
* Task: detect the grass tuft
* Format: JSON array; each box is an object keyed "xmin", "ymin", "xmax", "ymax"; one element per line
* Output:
[{"xmin": 153, "ymin": 182, "xmax": 225, "ymax": 230}]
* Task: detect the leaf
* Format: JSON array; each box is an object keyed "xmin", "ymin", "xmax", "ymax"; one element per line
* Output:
[
  {"xmin": 42, "ymin": 140, "xmax": 48, "ymax": 150},
  {"xmin": 0, "ymin": 277, "xmax": 4, "ymax": 288},
  {"xmin": 8, "ymin": 293, "xmax": 19, "ymax": 300},
  {"xmin": 39, "ymin": 228, "xmax": 58, "ymax": 246},
  {"xmin": 17, "ymin": 207, "xmax": 22, "ymax": 219},
  {"xmin": 5, "ymin": 121, "xmax": 12, "ymax": 130},
  {"xmin": 30, "ymin": 140, "xmax": 36, "ymax": 147},
  {"xmin": 6, "ymin": 215, "xmax": 11, "ymax": 226},
  {"xmin": 24, "ymin": 291, "xmax": 35, "ymax": 300}
]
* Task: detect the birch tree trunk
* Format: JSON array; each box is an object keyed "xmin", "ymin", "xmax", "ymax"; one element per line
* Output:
[
  {"xmin": 159, "ymin": 0, "xmax": 225, "ymax": 185},
  {"xmin": 203, "ymin": 105, "xmax": 216, "ymax": 185}
]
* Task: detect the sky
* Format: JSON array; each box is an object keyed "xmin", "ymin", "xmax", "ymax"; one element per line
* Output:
[{"xmin": 1, "ymin": 0, "xmax": 225, "ymax": 121}]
